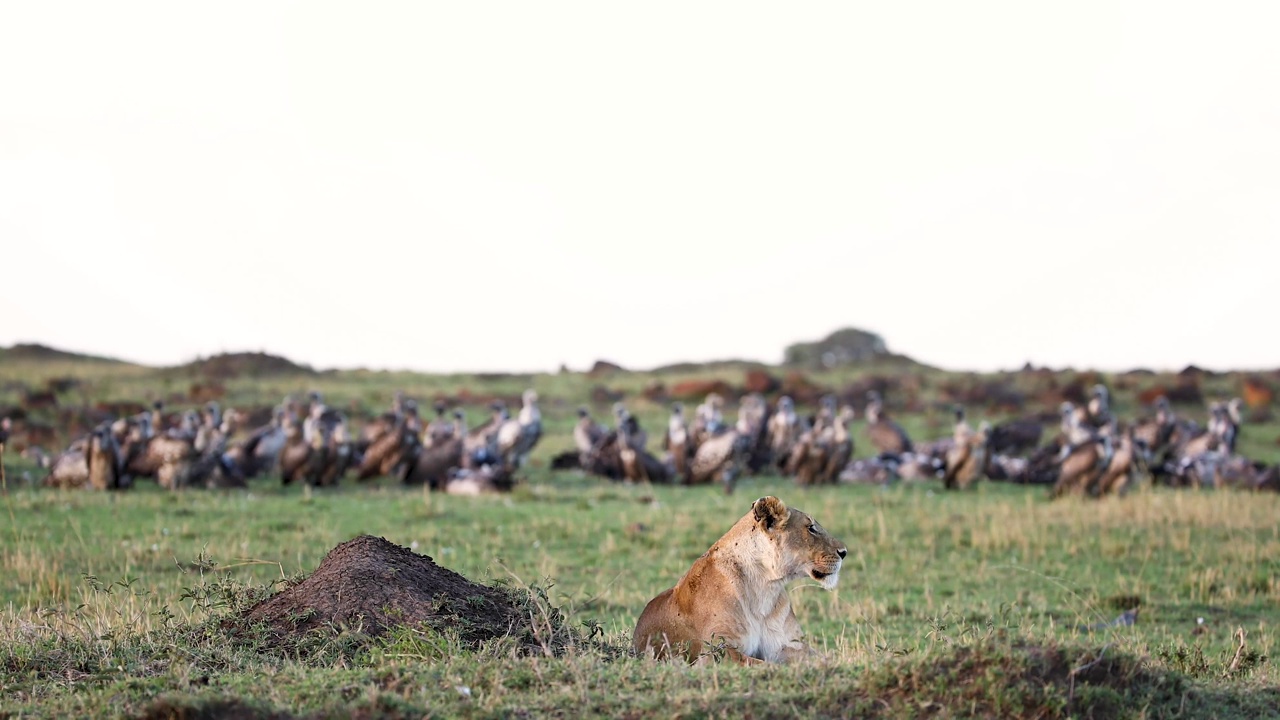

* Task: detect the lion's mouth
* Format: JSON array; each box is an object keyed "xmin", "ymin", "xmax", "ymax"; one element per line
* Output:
[{"xmin": 810, "ymin": 569, "xmax": 832, "ymax": 581}]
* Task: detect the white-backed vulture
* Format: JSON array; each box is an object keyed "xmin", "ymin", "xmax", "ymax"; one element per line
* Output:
[
  {"xmin": 662, "ymin": 403, "xmax": 691, "ymax": 481},
  {"xmin": 896, "ymin": 451, "xmax": 945, "ymax": 481},
  {"xmin": 573, "ymin": 407, "xmax": 606, "ymax": 457},
  {"xmin": 691, "ymin": 394, "xmax": 725, "ymax": 449},
  {"xmin": 497, "ymin": 389, "xmax": 542, "ymax": 469},
  {"xmin": 224, "ymin": 408, "xmax": 287, "ymax": 479},
  {"xmin": 686, "ymin": 429, "xmax": 749, "ymax": 492},
  {"xmin": 766, "ymin": 396, "xmax": 804, "ymax": 469},
  {"xmin": 944, "ymin": 413, "xmax": 989, "ymax": 490},
  {"xmin": 1059, "ymin": 402, "xmax": 1095, "ymax": 448},
  {"xmin": 822, "ymin": 406, "xmax": 856, "ymax": 484},
  {"xmin": 43, "ymin": 447, "xmax": 89, "ymax": 488}
]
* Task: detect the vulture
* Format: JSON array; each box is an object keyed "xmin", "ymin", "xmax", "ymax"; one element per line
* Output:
[
  {"xmin": 766, "ymin": 396, "xmax": 805, "ymax": 470},
  {"xmin": 864, "ymin": 394, "xmax": 911, "ymax": 457},
  {"xmin": 404, "ymin": 411, "xmax": 467, "ymax": 488},
  {"xmin": 735, "ymin": 393, "xmax": 772, "ymax": 473},
  {"xmin": 362, "ymin": 409, "xmax": 399, "ymax": 447},
  {"xmin": 983, "ymin": 453, "xmax": 1030, "ymax": 483},
  {"xmin": 1207, "ymin": 399, "xmax": 1242, "ymax": 454},
  {"xmin": 618, "ymin": 419, "xmax": 649, "ymax": 483},
  {"xmin": 464, "ymin": 403, "xmax": 507, "ymax": 466},
  {"xmin": 149, "ymin": 401, "xmax": 166, "ymax": 434},
  {"xmin": 735, "ymin": 394, "xmax": 768, "ymax": 438},
  {"xmin": 424, "ymin": 401, "xmax": 456, "ymax": 447},
  {"xmin": 1050, "ymin": 434, "xmax": 1109, "ymax": 498},
  {"xmin": 278, "ymin": 411, "xmax": 320, "ymax": 485},
  {"xmin": 43, "ymin": 446, "xmax": 90, "ymax": 489},
  {"xmin": 123, "ymin": 419, "xmax": 199, "ymax": 488},
  {"xmin": 613, "ymin": 404, "xmax": 648, "ymax": 451},
  {"xmin": 943, "ymin": 409, "xmax": 988, "ymax": 490},
  {"xmin": 443, "ymin": 464, "xmax": 516, "ymax": 495},
  {"xmin": 496, "ymin": 389, "xmax": 542, "ymax": 469},
  {"xmin": 822, "ymin": 405, "xmax": 856, "ymax": 484},
  {"xmin": 1091, "ymin": 425, "xmax": 1138, "ymax": 497},
  {"xmin": 1059, "ymin": 402, "xmax": 1095, "ymax": 448},
  {"xmin": 315, "ymin": 417, "xmax": 355, "ymax": 486},
  {"xmin": 986, "ymin": 418, "xmax": 1044, "ymax": 455},
  {"xmin": 895, "ymin": 451, "xmax": 945, "ymax": 482},
  {"xmin": 573, "ymin": 407, "xmax": 607, "ymax": 458},
  {"xmin": 791, "ymin": 405, "xmax": 854, "ymax": 486},
  {"xmin": 811, "ymin": 394, "xmax": 838, "ymax": 436},
  {"xmin": 225, "ymin": 408, "xmax": 287, "ymax": 479},
  {"xmin": 686, "ymin": 428, "xmax": 750, "ymax": 492},
  {"xmin": 691, "ymin": 393, "xmax": 726, "ymax": 449},
  {"xmin": 355, "ymin": 411, "xmax": 416, "ymax": 481},
  {"xmin": 662, "ymin": 403, "xmax": 691, "ymax": 481},
  {"xmin": 1086, "ymin": 384, "xmax": 1111, "ymax": 427},
  {"xmin": 839, "ymin": 456, "xmax": 897, "ymax": 485}
]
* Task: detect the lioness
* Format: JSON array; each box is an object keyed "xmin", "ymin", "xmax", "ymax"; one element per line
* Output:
[{"xmin": 633, "ymin": 495, "xmax": 847, "ymax": 665}]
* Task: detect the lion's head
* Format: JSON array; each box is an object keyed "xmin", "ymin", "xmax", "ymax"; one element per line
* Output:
[{"xmin": 751, "ymin": 496, "xmax": 847, "ymax": 590}]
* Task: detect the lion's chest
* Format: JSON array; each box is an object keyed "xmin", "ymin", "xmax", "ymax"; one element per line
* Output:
[{"xmin": 735, "ymin": 594, "xmax": 794, "ymax": 662}]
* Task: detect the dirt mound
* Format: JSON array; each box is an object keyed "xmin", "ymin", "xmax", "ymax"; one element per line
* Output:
[{"xmin": 239, "ymin": 535, "xmax": 530, "ymax": 647}]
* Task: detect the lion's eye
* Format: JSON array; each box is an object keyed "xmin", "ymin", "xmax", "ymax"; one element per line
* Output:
[{"xmin": 808, "ymin": 524, "xmax": 819, "ymax": 536}]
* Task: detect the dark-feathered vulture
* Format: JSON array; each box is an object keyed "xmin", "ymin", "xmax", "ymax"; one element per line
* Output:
[
  {"xmin": 403, "ymin": 411, "xmax": 466, "ymax": 489},
  {"xmin": 1049, "ymin": 434, "xmax": 1107, "ymax": 498},
  {"xmin": 864, "ymin": 396, "xmax": 911, "ymax": 456}
]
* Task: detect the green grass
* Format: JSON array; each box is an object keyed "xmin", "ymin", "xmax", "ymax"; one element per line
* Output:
[{"xmin": 1, "ymin": 471, "xmax": 1277, "ymax": 718}]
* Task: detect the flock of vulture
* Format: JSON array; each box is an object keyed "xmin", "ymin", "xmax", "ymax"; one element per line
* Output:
[
  {"xmin": 556, "ymin": 385, "xmax": 1276, "ymax": 496},
  {"xmin": 4, "ymin": 383, "xmax": 1275, "ymax": 497},
  {"xmin": 12, "ymin": 390, "xmax": 542, "ymax": 495}
]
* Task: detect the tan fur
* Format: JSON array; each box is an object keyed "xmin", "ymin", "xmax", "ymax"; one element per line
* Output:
[{"xmin": 633, "ymin": 496, "xmax": 847, "ymax": 665}]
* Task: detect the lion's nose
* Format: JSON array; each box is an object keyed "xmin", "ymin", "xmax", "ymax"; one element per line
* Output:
[{"xmin": 837, "ymin": 548, "xmax": 847, "ymax": 559}]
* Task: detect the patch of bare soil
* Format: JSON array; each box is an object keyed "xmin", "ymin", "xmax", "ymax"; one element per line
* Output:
[{"xmin": 238, "ymin": 535, "xmax": 537, "ymax": 649}]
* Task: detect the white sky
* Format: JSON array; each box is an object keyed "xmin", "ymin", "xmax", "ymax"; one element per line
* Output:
[{"xmin": 2, "ymin": 2, "xmax": 1278, "ymax": 373}]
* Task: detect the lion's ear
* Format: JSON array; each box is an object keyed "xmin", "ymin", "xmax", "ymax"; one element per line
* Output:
[{"xmin": 752, "ymin": 496, "xmax": 789, "ymax": 531}]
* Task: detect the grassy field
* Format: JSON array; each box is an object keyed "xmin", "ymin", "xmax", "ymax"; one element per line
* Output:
[
  {"xmin": 2, "ymin": 353, "xmax": 1279, "ymax": 718},
  {"xmin": 2, "ymin": 470, "xmax": 1277, "ymax": 718}
]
